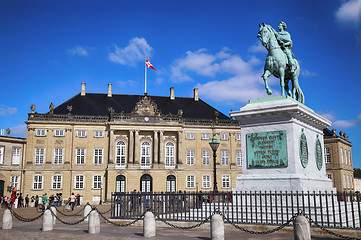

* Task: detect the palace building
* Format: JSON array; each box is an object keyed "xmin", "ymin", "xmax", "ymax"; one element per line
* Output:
[{"xmin": 20, "ymin": 83, "xmax": 242, "ymax": 203}]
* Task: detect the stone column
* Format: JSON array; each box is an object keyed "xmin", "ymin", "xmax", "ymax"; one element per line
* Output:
[
  {"xmin": 294, "ymin": 215, "xmax": 311, "ymax": 240},
  {"xmin": 153, "ymin": 131, "xmax": 158, "ymax": 164},
  {"xmin": 211, "ymin": 213, "xmax": 224, "ymax": 240},
  {"xmin": 88, "ymin": 210, "xmax": 100, "ymax": 234},
  {"xmin": 143, "ymin": 211, "xmax": 156, "ymax": 237},
  {"xmin": 42, "ymin": 209, "xmax": 53, "ymax": 231},
  {"xmin": 134, "ymin": 130, "xmax": 139, "ymax": 164},
  {"xmin": 177, "ymin": 131, "xmax": 183, "ymax": 164},
  {"xmin": 2, "ymin": 209, "xmax": 12, "ymax": 229},
  {"xmin": 108, "ymin": 129, "xmax": 114, "ymax": 164},
  {"xmin": 129, "ymin": 130, "xmax": 134, "ymax": 164},
  {"xmin": 159, "ymin": 131, "xmax": 164, "ymax": 164}
]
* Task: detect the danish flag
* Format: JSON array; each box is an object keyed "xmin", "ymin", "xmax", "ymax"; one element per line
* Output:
[{"xmin": 145, "ymin": 59, "xmax": 156, "ymax": 70}]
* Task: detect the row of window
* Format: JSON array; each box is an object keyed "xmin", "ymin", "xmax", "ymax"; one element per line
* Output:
[
  {"xmin": 186, "ymin": 175, "xmax": 231, "ymax": 189},
  {"xmin": 32, "ymin": 142, "xmax": 242, "ymax": 167},
  {"xmin": 0, "ymin": 146, "xmax": 21, "ymax": 165},
  {"xmin": 35, "ymin": 129, "xmax": 104, "ymax": 138},
  {"xmin": 324, "ymin": 146, "xmax": 352, "ymax": 165},
  {"xmin": 185, "ymin": 132, "xmax": 241, "ymax": 141}
]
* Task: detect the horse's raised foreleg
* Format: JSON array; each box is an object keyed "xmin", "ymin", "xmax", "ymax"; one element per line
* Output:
[{"xmin": 262, "ymin": 69, "xmax": 273, "ymax": 95}]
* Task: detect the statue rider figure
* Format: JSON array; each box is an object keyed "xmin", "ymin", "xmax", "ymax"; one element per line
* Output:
[{"xmin": 275, "ymin": 21, "xmax": 295, "ymax": 71}]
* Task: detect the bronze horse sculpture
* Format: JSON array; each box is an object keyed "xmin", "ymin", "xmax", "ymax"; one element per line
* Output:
[{"xmin": 257, "ymin": 23, "xmax": 305, "ymax": 104}]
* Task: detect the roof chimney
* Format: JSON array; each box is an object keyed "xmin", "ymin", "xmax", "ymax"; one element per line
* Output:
[
  {"xmin": 193, "ymin": 88, "xmax": 199, "ymax": 101},
  {"xmin": 107, "ymin": 83, "xmax": 112, "ymax": 97},
  {"xmin": 170, "ymin": 87, "xmax": 175, "ymax": 100},
  {"xmin": 81, "ymin": 82, "xmax": 86, "ymax": 96}
]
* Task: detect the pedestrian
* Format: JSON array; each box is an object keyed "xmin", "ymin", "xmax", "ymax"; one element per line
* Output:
[
  {"xmin": 69, "ymin": 193, "xmax": 76, "ymax": 211},
  {"xmin": 42, "ymin": 193, "xmax": 48, "ymax": 209},
  {"xmin": 30, "ymin": 196, "xmax": 35, "ymax": 207},
  {"xmin": 35, "ymin": 195, "xmax": 39, "ymax": 208},
  {"xmin": 25, "ymin": 194, "xmax": 30, "ymax": 207},
  {"xmin": 76, "ymin": 193, "xmax": 80, "ymax": 207}
]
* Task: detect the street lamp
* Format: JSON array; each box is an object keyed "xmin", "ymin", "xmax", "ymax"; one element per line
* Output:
[{"xmin": 209, "ymin": 134, "xmax": 220, "ymax": 193}]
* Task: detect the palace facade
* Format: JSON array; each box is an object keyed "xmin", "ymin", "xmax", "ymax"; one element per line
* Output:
[{"xmin": 21, "ymin": 83, "xmax": 242, "ymax": 203}]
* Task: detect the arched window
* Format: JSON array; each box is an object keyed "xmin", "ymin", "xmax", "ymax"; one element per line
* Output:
[
  {"xmin": 166, "ymin": 175, "xmax": 176, "ymax": 192},
  {"xmin": 116, "ymin": 175, "xmax": 126, "ymax": 192},
  {"xmin": 165, "ymin": 142, "xmax": 175, "ymax": 167},
  {"xmin": 141, "ymin": 141, "xmax": 151, "ymax": 168},
  {"xmin": 140, "ymin": 174, "xmax": 152, "ymax": 192},
  {"xmin": 116, "ymin": 141, "xmax": 126, "ymax": 167}
]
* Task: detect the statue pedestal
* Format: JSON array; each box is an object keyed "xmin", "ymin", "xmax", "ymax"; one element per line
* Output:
[{"xmin": 230, "ymin": 96, "xmax": 335, "ymax": 192}]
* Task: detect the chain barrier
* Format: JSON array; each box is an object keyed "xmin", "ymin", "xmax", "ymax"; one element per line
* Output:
[
  {"xmin": 305, "ymin": 215, "xmax": 361, "ymax": 240},
  {"xmin": 48, "ymin": 206, "xmax": 94, "ymax": 225},
  {"xmin": 96, "ymin": 208, "xmax": 146, "ymax": 227},
  {"xmin": 9, "ymin": 208, "xmax": 45, "ymax": 222},
  {"xmin": 54, "ymin": 204, "xmax": 87, "ymax": 216},
  {"xmin": 153, "ymin": 211, "xmax": 214, "ymax": 230}
]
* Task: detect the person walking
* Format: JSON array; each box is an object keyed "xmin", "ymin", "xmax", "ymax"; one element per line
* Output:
[{"xmin": 69, "ymin": 193, "xmax": 76, "ymax": 211}]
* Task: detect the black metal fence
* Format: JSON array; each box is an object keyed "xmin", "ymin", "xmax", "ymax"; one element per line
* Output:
[{"xmin": 111, "ymin": 191, "xmax": 361, "ymax": 229}]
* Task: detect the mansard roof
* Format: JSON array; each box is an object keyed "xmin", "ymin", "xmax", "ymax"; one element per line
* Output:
[{"xmin": 53, "ymin": 93, "xmax": 230, "ymax": 120}]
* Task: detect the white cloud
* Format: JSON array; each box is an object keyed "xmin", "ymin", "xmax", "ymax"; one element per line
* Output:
[
  {"xmin": 301, "ymin": 69, "xmax": 319, "ymax": 77},
  {"xmin": 109, "ymin": 37, "xmax": 153, "ymax": 66},
  {"xmin": 336, "ymin": 0, "xmax": 361, "ymax": 24},
  {"xmin": 116, "ymin": 80, "xmax": 138, "ymax": 87},
  {"xmin": 0, "ymin": 105, "xmax": 17, "ymax": 116},
  {"xmin": 67, "ymin": 46, "xmax": 88, "ymax": 56},
  {"xmin": 248, "ymin": 42, "xmax": 268, "ymax": 53},
  {"xmin": 332, "ymin": 113, "xmax": 361, "ymax": 129},
  {"xmin": 10, "ymin": 124, "xmax": 27, "ymax": 138},
  {"xmin": 319, "ymin": 111, "xmax": 337, "ymax": 121}
]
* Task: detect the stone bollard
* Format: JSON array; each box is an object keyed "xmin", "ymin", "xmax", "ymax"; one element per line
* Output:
[
  {"xmin": 50, "ymin": 206, "xmax": 57, "ymax": 225},
  {"xmin": 2, "ymin": 209, "xmax": 13, "ymax": 230},
  {"xmin": 211, "ymin": 213, "xmax": 224, "ymax": 240},
  {"xmin": 42, "ymin": 209, "xmax": 54, "ymax": 231},
  {"xmin": 143, "ymin": 211, "xmax": 156, "ymax": 237},
  {"xmin": 84, "ymin": 204, "xmax": 92, "ymax": 222},
  {"xmin": 294, "ymin": 215, "xmax": 311, "ymax": 240},
  {"xmin": 88, "ymin": 210, "xmax": 100, "ymax": 234}
]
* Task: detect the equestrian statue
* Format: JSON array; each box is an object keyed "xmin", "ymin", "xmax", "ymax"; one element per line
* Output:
[{"xmin": 257, "ymin": 21, "xmax": 305, "ymax": 104}]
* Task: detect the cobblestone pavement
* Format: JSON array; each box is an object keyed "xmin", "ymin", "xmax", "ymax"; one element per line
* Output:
[{"xmin": 0, "ymin": 205, "xmax": 349, "ymax": 239}]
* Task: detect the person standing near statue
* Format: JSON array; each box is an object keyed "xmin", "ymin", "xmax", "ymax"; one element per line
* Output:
[{"xmin": 275, "ymin": 21, "xmax": 295, "ymax": 71}]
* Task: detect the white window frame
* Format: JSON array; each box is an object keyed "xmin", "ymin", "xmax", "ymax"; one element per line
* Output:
[
  {"xmin": 75, "ymin": 175, "xmax": 84, "ymax": 189},
  {"xmin": 93, "ymin": 175, "xmax": 102, "ymax": 189},
  {"xmin": 35, "ymin": 148, "xmax": 45, "ymax": 165},
  {"xmin": 220, "ymin": 133, "xmax": 229, "ymax": 141},
  {"xmin": 35, "ymin": 129, "xmax": 46, "ymax": 136},
  {"xmin": 76, "ymin": 130, "xmax": 86, "ymax": 138},
  {"xmin": 76, "ymin": 148, "xmax": 85, "ymax": 165},
  {"xmin": 235, "ymin": 134, "xmax": 242, "ymax": 141},
  {"xmin": 222, "ymin": 175, "xmax": 230, "ymax": 189},
  {"xmin": 186, "ymin": 149, "xmax": 195, "ymax": 165},
  {"xmin": 54, "ymin": 129, "xmax": 64, "ymax": 137},
  {"xmin": 10, "ymin": 175, "xmax": 19, "ymax": 190},
  {"xmin": 341, "ymin": 147, "xmax": 344, "ymax": 164},
  {"xmin": 94, "ymin": 148, "xmax": 103, "ymax": 165},
  {"xmin": 202, "ymin": 150, "xmax": 210, "ymax": 165},
  {"xmin": 324, "ymin": 147, "xmax": 331, "ymax": 164},
  {"xmin": 202, "ymin": 175, "xmax": 211, "ymax": 189},
  {"xmin": 12, "ymin": 147, "xmax": 21, "ymax": 165},
  {"xmin": 115, "ymin": 141, "xmax": 126, "ymax": 167},
  {"xmin": 165, "ymin": 142, "xmax": 175, "ymax": 168},
  {"xmin": 54, "ymin": 148, "xmax": 63, "ymax": 164},
  {"xmin": 186, "ymin": 132, "xmax": 195, "ymax": 140},
  {"xmin": 33, "ymin": 175, "xmax": 43, "ymax": 190},
  {"xmin": 0, "ymin": 146, "xmax": 4, "ymax": 164},
  {"xmin": 236, "ymin": 150, "xmax": 242, "ymax": 166},
  {"xmin": 201, "ymin": 133, "xmax": 210, "ymax": 140},
  {"xmin": 186, "ymin": 175, "xmax": 195, "ymax": 189},
  {"xmin": 94, "ymin": 130, "xmax": 104, "ymax": 138},
  {"xmin": 349, "ymin": 150, "xmax": 352, "ymax": 165},
  {"xmin": 52, "ymin": 175, "xmax": 62, "ymax": 190},
  {"xmin": 140, "ymin": 141, "xmax": 151, "ymax": 168},
  {"xmin": 221, "ymin": 150, "xmax": 229, "ymax": 166}
]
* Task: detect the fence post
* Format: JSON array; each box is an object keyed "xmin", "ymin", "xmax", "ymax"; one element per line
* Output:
[
  {"xmin": 211, "ymin": 213, "xmax": 224, "ymax": 240},
  {"xmin": 293, "ymin": 215, "xmax": 311, "ymax": 240},
  {"xmin": 88, "ymin": 210, "xmax": 100, "ymax": 234},
  {"xmin": 42, "ymin": 209, "xmax": 53, "ymax": 231},
  {"xmin": 2, "ymin": 209, "xmax": 12, "ymax": 230},
  {"xmin": 50, "ymin": 206, "xmax": 57, "ymax": 225},
  {"xmin": 143, "ymin": 211, "xmax": 156, "ymax": 237},
  {"xmin": 84, "ymin": 204, "xmax": 92, "ymax": 222}
]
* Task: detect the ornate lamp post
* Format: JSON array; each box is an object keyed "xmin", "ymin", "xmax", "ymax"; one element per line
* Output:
[{"xmin": 209, "ymin": 134, "xmax": 220, "ymax": 193}]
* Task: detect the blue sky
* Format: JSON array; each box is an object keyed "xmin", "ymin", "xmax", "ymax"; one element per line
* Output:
[{"xmin": 1, "ymin": 0, "xmax": 361, "ymax": 167}]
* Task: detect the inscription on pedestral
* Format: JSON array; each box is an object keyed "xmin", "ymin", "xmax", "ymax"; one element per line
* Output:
[
  {"xmin": 246, "ymin": 130, "xmax": 288, "ymax": 169},
  {"xmin": 299, "ymin": 129, "xmax": 308, "ymax": 168},
  {"xmin": 315, "ymin": 135, "xmax": 323, "ymax": 170}
]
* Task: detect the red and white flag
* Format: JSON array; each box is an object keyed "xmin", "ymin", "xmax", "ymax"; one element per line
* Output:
[{"xmin": 145, "ymin": 59, "xmax": 156, "ymax": 70}]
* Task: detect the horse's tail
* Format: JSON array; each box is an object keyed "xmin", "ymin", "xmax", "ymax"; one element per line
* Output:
[{"xmin": 295, "ymin": 86, "xmax": 305, "ymax": 104}]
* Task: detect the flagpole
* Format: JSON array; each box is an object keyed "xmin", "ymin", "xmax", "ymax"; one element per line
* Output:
[{"xmin": 145, "ymin": 59, "xmax": 147, "ymax": 94}]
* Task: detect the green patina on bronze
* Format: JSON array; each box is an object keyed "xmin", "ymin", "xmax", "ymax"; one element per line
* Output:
[
  {"xmin": 315, "ymin": 135, "xmax": 323, "ymax": 170},
  {"xmin": 299, "ymin": 129, "xmax": 308, "ymax": 168},
  {"xmin": 246, "ymin": 130, "xmax": 288, "ymax": 169}
]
